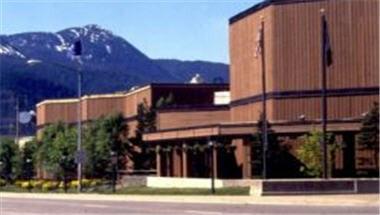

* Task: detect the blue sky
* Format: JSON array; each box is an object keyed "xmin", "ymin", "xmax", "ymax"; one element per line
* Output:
[{"xmin": 0, "ymin": 0, "xmax": 262, "ymax": 63}]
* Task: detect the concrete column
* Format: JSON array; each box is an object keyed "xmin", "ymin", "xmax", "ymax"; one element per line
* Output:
[
  {"xmin": 233, "ymin": 138, "xmax": 252, "ymax": 179},
  {"xmin": 165, "ymin": 149, "xmax": 171, "ymax": 177},
  {"xmin": 182, "ymin": 143, "xmax": 188, "ymax": 177},
  {"xmin": 243, "ymin": 138, "xmax": 252, "ymax": 179},
  {"xmin": 172, "ymin": 146, "xmax": 182, "ymax": 177},
  {"xmin": 156, "ymin": 145, "xmax": 161, "ymax": 176}
]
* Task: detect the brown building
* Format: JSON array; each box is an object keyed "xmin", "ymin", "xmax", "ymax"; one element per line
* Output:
[
  {"xmin": 36, "ymin": 0, "xmax": 379, "ymax": 179},
  {"xmin": 36, "ymin": 83, "xmax": 229, "ymax": 137},
  {"xmin": 143, "ymin": 0, "xmax": 379, "ymax": 178}
]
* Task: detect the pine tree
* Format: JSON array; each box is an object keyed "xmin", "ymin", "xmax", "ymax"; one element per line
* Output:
[
  {"xmin": 134, "ymin": 99, "xmax": 157, "ymax": 170},
  {"xmin": 357, "ymin": 102, "xmax": 379, "ymax": 170},
  {"xmin": 251, "ymin": 113, "xmax": 277, "ymax": 178}
]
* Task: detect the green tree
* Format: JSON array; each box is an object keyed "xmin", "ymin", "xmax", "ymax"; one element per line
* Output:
[
  {"xmin": 19, "ymin": 138, "xmax": 38, "ymax": 180},
  {"xmin": 296, "ymin": 130, "xmax": 337, "ymax": 177},
  {"xmin": 84, "ymin": 113, "xmax": 130, "ymax": 178},
  {"xmin": 135, "ymin": 99, "xmax": 156, "ymax": 170},
  {"xmin": 0, "ymin": 138, "xmax": 20, "ymax": 181},
  {"xmin": 38, "ymin": 122, "xmax": 77, "ymax": 178},
  {"xmin": 357, "ymin": 102, "xmax": 379, "ymax": 170}
]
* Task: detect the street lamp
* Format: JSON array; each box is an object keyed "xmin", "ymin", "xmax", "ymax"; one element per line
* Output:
[
  {"xmin": 27, "ymin": 40, "xmax": 84, "ymax": 192},
  {"xmin": 73, "ymin": 40, "xmax": 83, "ymax": 193},
  {"xmin": 208, "ymin": 140, "xmax": 215, "ymax": 194}
]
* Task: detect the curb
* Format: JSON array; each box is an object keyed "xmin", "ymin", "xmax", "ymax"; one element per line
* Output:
[{"xmin": 1, "ymin": 192, "xmax": 379, "ymax": 207}]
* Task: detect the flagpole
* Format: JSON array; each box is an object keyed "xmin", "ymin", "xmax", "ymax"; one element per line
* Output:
[
  {"xmin": 320, "ymin": 9, "xmax": 328, "ymax": 179},
  {"xmin": 259, "ymin": 17, "xmax": 268, "ymax": 179}
]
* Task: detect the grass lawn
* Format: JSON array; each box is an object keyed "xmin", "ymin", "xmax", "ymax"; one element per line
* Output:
[
  {"xmin": 0, "ymin": 185, "xmax": 250, "ymax": 195},
  {"xmin": 107, "ymin": 186, "xmax": 250, "ymax": 195}
]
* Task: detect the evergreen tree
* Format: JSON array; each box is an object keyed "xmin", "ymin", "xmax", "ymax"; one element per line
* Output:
[
  {"xmin": 19, "ymin": 138, "xmax": 37, "ymax": 180},
  {"xmin": 251, "ymin": 113, "xmax": 277, "ymax": 178},
  {"xmin": 0, "ymin": 138, "xmax": 20, "ymax": 181},
  {"xmin": 357, "ymin": 102, "xmax": 379, "ymax": 170},
  {"xmin": 83, "ymin": 113, "xmax": 130, "ymax": 178},
  {"xmin": 135, "ymin": 99, "xmax": 156, "ymax": 169}
]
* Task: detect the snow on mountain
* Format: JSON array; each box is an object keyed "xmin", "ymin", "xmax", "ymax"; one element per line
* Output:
[{"xmin": 0, "ymin": 44, "xmax": 26, "ymax": 58}]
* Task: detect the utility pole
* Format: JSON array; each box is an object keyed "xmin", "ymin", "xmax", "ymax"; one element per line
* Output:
[
  {"xmin": 15, "ymin": 98, "xmax": 20, "ymax": 145},
  {"xmin": 74, "ymin": 40, "xmax": 83, "ymax": 192}
]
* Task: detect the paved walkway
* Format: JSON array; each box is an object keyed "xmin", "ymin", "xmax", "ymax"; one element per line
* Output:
[{"xmin": 1, "ymin": 192, "xmax": 379, "ymax": 207}]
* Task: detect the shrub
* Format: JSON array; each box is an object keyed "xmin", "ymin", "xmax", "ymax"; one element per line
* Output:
[
  {"xmin": 82, "ymin": 179, "xmax": 91, "ymax": 188},
  {"xmin": 89, "ymin": 179, "xmax": 102, "ymax": 187},
  {"xmin": 42, "ymin": 181, "xmax": 58, "ymax": 191},
  {"xmin": 0, "ymin": 178, "xmax": 6, "ymax": 187},
  {"xmin": 69, "ymin": 180, "xmax": 79, "ymax": 189},
  {"xmin": 21, "ymin": 181, "xmax": 33, "ymax": 190},
  {"xmin": 31, "ymin": 180, "xmax": 44, "ymax": 189},
  {"xmin": 14, "ymin": 180, "xmax": 23, "ymax": 187}
]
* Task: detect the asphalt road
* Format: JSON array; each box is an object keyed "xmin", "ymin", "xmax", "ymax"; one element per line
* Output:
[{"xmin": 1, "ymin": 197, "xmax": 378, "ymax": 215}]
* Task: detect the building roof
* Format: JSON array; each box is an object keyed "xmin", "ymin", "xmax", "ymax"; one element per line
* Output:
[
  {"xmin": 36, "ymin": 83, "xmax": 229, "ymax": 107},
  {"xmin": 229, "ymin": 0, "xmax": 324, "ymax": 24}
]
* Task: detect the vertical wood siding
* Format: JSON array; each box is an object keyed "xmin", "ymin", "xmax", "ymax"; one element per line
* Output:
[{"xmin": 229, "ymin": 0, "xmax": 379, "ymax": 122}]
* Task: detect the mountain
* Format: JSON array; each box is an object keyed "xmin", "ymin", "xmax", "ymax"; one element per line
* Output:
[{"xmin": 0, "ymin": 24, "xmax": 228, "ymax": 136}]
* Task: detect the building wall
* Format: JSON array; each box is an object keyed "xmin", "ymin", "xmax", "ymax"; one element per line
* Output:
[
  {"xmin": 156, "ymin": 108, "xmax": 230, "ymax": 130},
  {"xmin": 123, "ymin": 86, "xmax": 152, "ymax": 118},
  {"xmin": 36, "ymin": 100, "xmax": 78, "ymax": 126},
  {"xmin": 82, "ymin": 95, "xmax": 125, "ymax": 121},
  {"xmin": 36, "ymin": 84, "xmax": 229, "ymax": 137},
  {"xmin": 229, "ymin": 0, "xmax": 379, "ymax": 122}
]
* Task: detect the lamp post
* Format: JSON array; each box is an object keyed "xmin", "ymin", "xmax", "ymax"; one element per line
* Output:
[
  {"xmin": 208, "ymin": 140, "xmax": 215, "ymax": 194},
  {"xmin": 73, "ymin": 40, "xmax": 83, "ymax": 192}
]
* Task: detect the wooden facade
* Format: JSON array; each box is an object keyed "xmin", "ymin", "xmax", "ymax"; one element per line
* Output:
[
  {"xmin": 156, "ymin": 107, "xmax": 230, "ymax": 130},
  {"xmin": 229, "ymin": 0, "xmax": 379, "ymax": 122}
]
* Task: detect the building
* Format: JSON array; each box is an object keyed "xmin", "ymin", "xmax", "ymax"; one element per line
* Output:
[
  {"xmin": 36, "ymin": 0, "xmax": 379, "ymax": 179},
  {"xmin": 143, "ymin": 0, "xmax": 379, "ymax": 178}
]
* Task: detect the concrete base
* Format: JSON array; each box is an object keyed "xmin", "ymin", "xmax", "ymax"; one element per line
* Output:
[
  {"xmin": 120, "ymin": 176, "xmax": 379, "ymax": 196},
  {"xmin": 249, "ymin": 178, "xmax": 380, "ymax": 196},
  {"xmin": 147, "ymin": 177, "xmax": 224, "ymax": 189}
]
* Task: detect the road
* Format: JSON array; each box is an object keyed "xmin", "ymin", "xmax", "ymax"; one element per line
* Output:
[{"xmin": 1, "ymin": 197, "xmax": 378, "ymax": 215}]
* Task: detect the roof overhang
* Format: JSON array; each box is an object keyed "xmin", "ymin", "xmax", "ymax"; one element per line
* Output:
[{"xmin": 143, "ymin": 119, "xmax": 362, "ymax": 142}]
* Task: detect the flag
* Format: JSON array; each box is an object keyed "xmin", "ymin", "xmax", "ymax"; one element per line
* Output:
[
  {"xmin": 322, "ymin": 15, "xmax": 333, "ymax": 66},
  {"xmin": 73, "ymin": 40, "xmax": 82, "ymax": 56},
  {"xmin": 254, "ymin": 24, "xmax": 263, "ymax": 58}
]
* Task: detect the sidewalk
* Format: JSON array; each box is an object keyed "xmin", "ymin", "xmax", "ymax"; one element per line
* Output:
[{"xmin": 1, "ymin": 192, "xmax": 379, "ymax": 207}]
